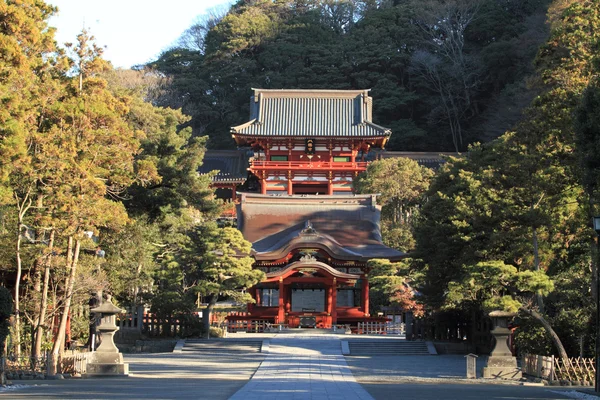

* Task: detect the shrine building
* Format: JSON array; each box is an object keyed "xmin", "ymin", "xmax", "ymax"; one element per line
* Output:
[{"xmin": 223, "ymin": 89, "xmax": 406, "ymax": 329}]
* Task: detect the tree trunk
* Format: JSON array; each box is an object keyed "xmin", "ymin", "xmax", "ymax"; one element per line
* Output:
[
  {"xmin": 34, "ymin": 230, "xmax": 54, "ymax": 359},
  {"xmin": 204, "ymin": 295, "xmax": 217, "ymax": 339},
  {"xmin": 14, "ymin": 192, "xmax": 32, "ymax": 359},
  {"xmin": 532, "ymin": 227, "xmax": 545, "ymax": 313},
  {"xmin": 520, "ymin": 307, "xmax": 568, "ymax": 360},
  {"xmin": 14, "ymin": 222, "xmax": 23, "ymax": 359},
  {"xmin": 49, "ymin": 237, "xmax": 79, "ymax": 375}
]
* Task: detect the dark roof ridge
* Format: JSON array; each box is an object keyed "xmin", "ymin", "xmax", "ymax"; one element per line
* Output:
[{"xmin": 252, "ymin": 88, "xmax": 371, "ymax": 99}]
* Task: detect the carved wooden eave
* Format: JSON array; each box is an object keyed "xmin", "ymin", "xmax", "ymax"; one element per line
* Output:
[{"xmin": 263, "ymin": 259, "xmax": 361, "ymax": 283}]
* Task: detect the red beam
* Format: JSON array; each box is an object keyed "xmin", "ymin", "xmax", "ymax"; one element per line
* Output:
[{"xmin": 250, "ymin": 161, "xmax": 368, "ymax": 171}]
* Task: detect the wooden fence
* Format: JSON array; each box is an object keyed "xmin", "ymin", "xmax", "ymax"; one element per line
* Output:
[
  {"xmin": 521, "ymin": 354, "xmax": 596, "ymax": 385},
  {"xmin": 141, "ymin": 313, "xmax": 201, "ymax": 337},
  {"xmin": 59, "ymin": 350, "xmax": 93, "ymax": 376},
  {"xmin": 356, "ymin": 322, "xmax": 406, "ymax": 335},
  {"xmin": 114, "ymin": 306, "xmax": 202, "ymax": 338}
]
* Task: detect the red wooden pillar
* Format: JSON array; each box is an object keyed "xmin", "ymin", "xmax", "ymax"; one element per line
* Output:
[
  {"xmin": 328, "ymin": 180, "xmax": 333, "ymax": 195},
  {"xmin": 261, "ymin": 180, "xmax": 267, "ymax": 194},
  {"xmin": 331, "ymin": 278, "xmax": 337, "ymax": 325},
  {"xmin": 285, "ymin": 286, "xmax": 291, "ymax": 313},
  {"xmin": 230, "ymin": 184, "xmax": 237, "ymax": 202},
  {"xmin": 278, "ymin": 278, "xmax": 285, "ymax": 323},
  {"xmin": 327, "ymin": 285, "xmax": 333, "ymax": 316},
  {"xmin": 287, "ymin": 178, "xmax": 293, "ymax": 195},
  {"xmin": 255, "ymin": 287, "xmax": 261, "ymax": 306},
  {"xmin": 248, "ymin": 289, "xmax": 255, "ymax": 313},
  {"xmin": 362, "ymin": 275, "xmax": 369, "ymax": 316}
]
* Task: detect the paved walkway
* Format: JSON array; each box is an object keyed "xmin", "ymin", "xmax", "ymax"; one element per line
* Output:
[{"xmin": 229, "ymin": 333, "xmax": 372, "ymax": 400}]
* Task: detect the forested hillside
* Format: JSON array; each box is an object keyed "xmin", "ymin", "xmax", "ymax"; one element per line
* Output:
[{"xmin": 150, "ymin": 0, "xmax": 550, "ymax": 152}]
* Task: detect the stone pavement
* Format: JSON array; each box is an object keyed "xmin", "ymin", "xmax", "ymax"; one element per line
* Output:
[
  {"xmin": 0, "ymin": 351, "xmax": 264, "ymax": 399},
  {"xmin": 1, "ymin": 331, "xmax": 595, "ymax": 400},
  {"xmin": 229, "ymin": 332, "xmax": 373, "ymax": 400}
]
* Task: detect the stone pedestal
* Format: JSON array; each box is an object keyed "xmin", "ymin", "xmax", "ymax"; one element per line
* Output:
[
  {"xmin": 483, "ymin": 311, "xmax": 522, "ymax": 380},
  {"xmin": 84, "ymin": 296, "xmax": 129, "ymax": 377}
]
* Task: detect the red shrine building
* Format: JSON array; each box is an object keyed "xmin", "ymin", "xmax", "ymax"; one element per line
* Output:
[{"xmin": 222, "ymin": 88, "xmax": 406, "ymax": 329}]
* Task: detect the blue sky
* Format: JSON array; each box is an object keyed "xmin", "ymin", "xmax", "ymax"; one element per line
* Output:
[{"xmin": 47, "ymin": 0, "xmax": 232, "ymax": 69}]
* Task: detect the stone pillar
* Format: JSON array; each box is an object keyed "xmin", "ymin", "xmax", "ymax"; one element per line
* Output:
[
  {"xmin": 482, "ymin": 311, "xmax": 522, "ymax": 380},
  {"xmin": 362, "ymin": 275, "xmax": 369, "ymax": 316},
  {"xmin": 278, "ymin": 278, "xmax": 285, "ymax": 323}
]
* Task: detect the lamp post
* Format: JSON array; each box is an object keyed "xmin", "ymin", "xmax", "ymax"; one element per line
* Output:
[{"xmin": 593, "ymin": 216, "xmax": 600, "ymax": 393}]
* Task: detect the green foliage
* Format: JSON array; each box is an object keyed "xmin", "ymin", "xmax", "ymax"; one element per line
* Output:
[
  {"xmin": 354, "ymin": 157, "xmax": 432, "ymax": 251},
  {"xmin": 445, "ymin": 261, "xmax": 553, "ymax": 313},
  {"xmin": 414, "ymin": 0, "xmax": 600, "ymax": 356},
  {"xmin": 575, "ymin": 78, "xmax": 600, "ymax": 203},
  {"xmin": 192, "ymin": 224, "xmax": 264, "ymax": 304},
  {"xmin": 513, "ymin": 317, "xmax": 553, "ymax": 356},
  {"xmin": 368, "ymin": 258, "xmax": 423, "ymax": 317},
  {"xmin": 151, "ymin": 0, "xmax": 549, "ymax": 151}
]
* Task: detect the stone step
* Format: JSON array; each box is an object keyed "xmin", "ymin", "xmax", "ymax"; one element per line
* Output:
[
  {"xmin": 182, "ymin": 339, "xmax": 263, "ymax": 353},
  {"xmin": 347, "ymin": 340, "xmax": 431, "ymax": 355}
]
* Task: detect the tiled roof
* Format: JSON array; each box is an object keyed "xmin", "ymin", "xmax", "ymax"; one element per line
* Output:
[
  {"xmin": 199, "ymin": 150, "xmax": 248, "ymax": 183},
  {"xmin": 231, "ymin": 89, "xmax": 391, "ymax": 138},
  {"xmin": 236, "ymin": 194, "xmax": 405, "ymax": 261}
]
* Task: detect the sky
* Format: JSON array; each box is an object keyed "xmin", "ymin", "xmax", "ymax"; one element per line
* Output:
[{"xmin": 47, "ymin": 0, "xmax": 233, "ymax": 69}]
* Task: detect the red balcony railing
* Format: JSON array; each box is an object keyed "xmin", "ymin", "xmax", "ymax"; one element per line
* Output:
[{"xmin": 250, "ymin": 161, "xmax": 368, "ymax": 171}]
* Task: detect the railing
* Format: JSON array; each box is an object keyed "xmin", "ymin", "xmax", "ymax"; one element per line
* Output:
[
  {"xmin": 117, "ymin": 306, "xmax": 145, "ymax": 331},
  {"xmin": 142, "ymin": 313, "xmax": 202, "ymax": 337},
  {"xmin": 250, "ymin": 161, "xmax": 369, "ymax": 171},
  {"xmin": 357, "ymin": 322, "xmax": 406, "ymax": 335},
  {"xmin": 1, "ymin": 350, "xmax": 91, "ymax": 378},
  {"xmin": 226, "ymin": 320, "xmax": 270, "ymax": 333},
  {"xmin": 521, "ymin": 354, "xmax": 596, "ymax": 385},
  {"xmin": 59, "ymin": 350, "xmax": 93, "ymax": 376}
]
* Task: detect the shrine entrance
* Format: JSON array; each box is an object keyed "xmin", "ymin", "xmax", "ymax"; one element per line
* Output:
[{"xmin": 249, "ymin": 259, "xmax": 367, "ymax": 328}]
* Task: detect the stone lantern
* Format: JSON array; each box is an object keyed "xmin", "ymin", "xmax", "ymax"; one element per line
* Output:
[
  {"xmin": 84, "ymin": 295, "xmax": 129, "ymax": 377},
  {"xmin": 482, "ymin": 310, "xmax": 521, "ymax": 380}
]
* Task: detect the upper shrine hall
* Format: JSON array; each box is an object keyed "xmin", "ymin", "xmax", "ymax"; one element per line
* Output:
[{"xmin": 231, "ymin": 88, "xmax": 391, "ymax": 196}]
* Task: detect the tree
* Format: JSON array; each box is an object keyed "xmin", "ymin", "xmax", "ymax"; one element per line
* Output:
[
  {"xmin": 368, "ymin": 258, "xmax": 423, "ymax": 318},
  {"xmin": 190, "ymin": 223, "xmax": 264, "ymax": 336},
  {"xmin": 0, "ymin": 0, "xmax": 59, "ymax": 359},
  {"xmin": 410, "ymin": 0, "xmax": 482, "ymax": 152},
  {"xmin": 445, "ymin": 260, "xmax": 567, "ymax": 359},
  {"xmin": 42, "ymin": 29, "xmax": 151, "ymax": 373},
  {"xmin": 354, "ymin": 157, "xmax": 433, "ymax": 250}
]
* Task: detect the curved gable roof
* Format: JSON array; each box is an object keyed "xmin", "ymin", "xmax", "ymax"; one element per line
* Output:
[{"xmin": 231, "ymin": 89, "xmax": 391, "ymax": 140}]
